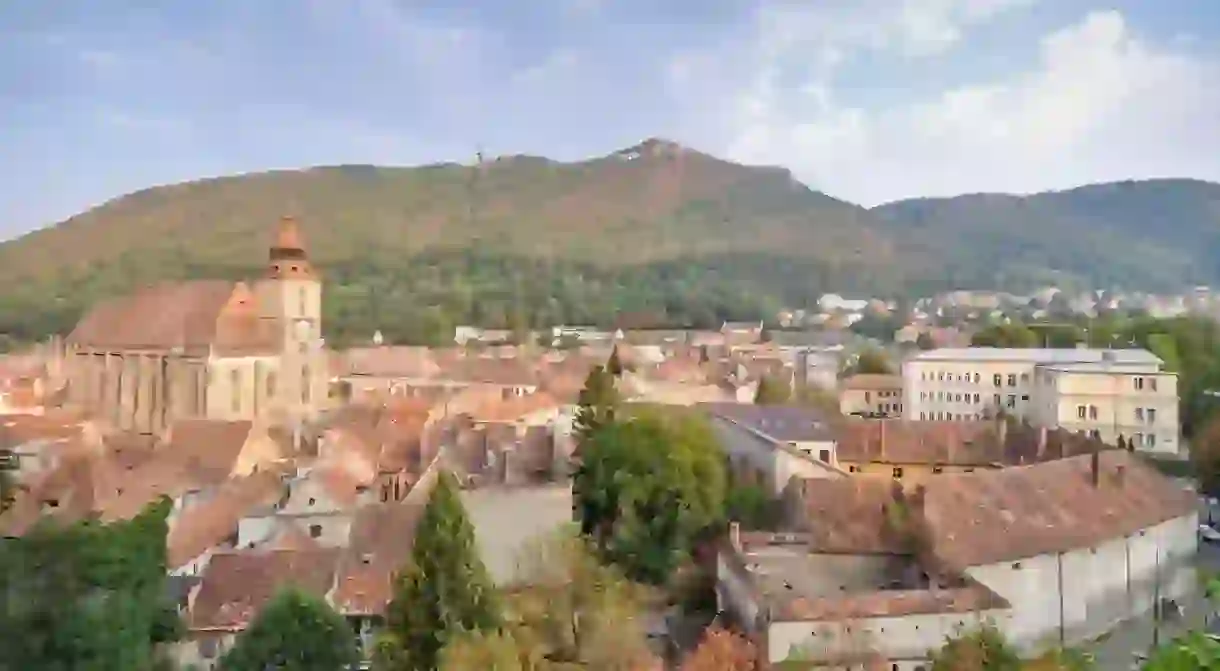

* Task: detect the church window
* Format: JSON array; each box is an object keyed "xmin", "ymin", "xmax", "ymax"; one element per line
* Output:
[
  {"xmin": 266, "ymin": 370, "xmax": 277, "ymax": 399},
  {"xmin": 301, "ymin": 365, "xmax": 311, "ymax": 404},
  {"xmin": 230, "ymin": 369, "xmax": 241, "ymax": 413}
]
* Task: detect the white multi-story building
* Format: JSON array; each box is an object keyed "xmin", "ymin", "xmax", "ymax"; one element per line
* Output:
[{"xmin": 902, "ymin": 348, "xmax": 1179, "ymax": 455}]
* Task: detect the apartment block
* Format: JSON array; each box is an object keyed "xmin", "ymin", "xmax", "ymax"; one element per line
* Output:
[{"xmin": 902, "ymin": 348, "xmax": 1179, "ymax": 455}]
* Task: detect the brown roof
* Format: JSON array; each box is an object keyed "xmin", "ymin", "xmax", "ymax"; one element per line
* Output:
[
  {"xmin": 466, "ymin": 392, "xmax": 561, "ymax": 424},
  {"xmin": 164, "ymin": 419, "xmax": 256, "ymax": 477},
  {"xmin": 798, "ymin": 478, "xmax": 907, "ymax": 554},
  {"xmin": 266, "ymin": 216, "xmax": 317, "ymax": 281},
  {"xmin": 167, "ymin": 470, "xmax": 286, "ymax": 568},
  {"xmin": 704, "ymin": 403, "xmax": 836, "ymax": 442},
  {"xmin": 835, "ymin": 420, "xmax": 1000, "ymax": 466},
  {"xmin": 0, "ymin": 413, "xmax": 84, "ymax": 447},
  {"xmin": 68, "ymin": 280, "xmax": 235, "ymax": 349},
  {"xmin": 332, "ymin": 502, "xmax": 426, "ymax": 615},
  {"xmin": 778, "ymin": 581, "xmax": 1007, "ymax": 622},
  {"xmin": 341, "ymin": 346, "xmax": 440, "ymax": 378},
  {"xmin": 922, "ymin": 450, "xmax": 1197, "ymax": 568},
  {"xmin": 841, "ymin": 374, "xmax": 903, "ymax": 391},
  {"xmin": 189, "ymin": 548, "xmax": 339, "ymax": 631}
]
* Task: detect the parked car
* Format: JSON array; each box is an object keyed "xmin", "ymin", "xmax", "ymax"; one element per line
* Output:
[{"xmin": 1199, "ymin": 524, "xmax": 1220, "ymax": 543}]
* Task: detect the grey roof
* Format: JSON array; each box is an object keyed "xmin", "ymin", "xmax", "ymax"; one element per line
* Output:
[
  {"xmin": 460, "ymin": 484, "xmax": 575, "ymax": 586},
  {"xmin": 700, "ymin": 402, "xmax": 836, "ymax": 442},
  {"xmin": 907, "ymin": 347, "xmax": 1162, "ymax": 366}
]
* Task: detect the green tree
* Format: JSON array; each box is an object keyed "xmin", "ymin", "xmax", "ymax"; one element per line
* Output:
[
  {"xmin": 916, "ymin": 332, "xmax": 937, "ymax": 350},
  {"xmin": 0, "ymin": 498, "xmax": 180, "ymax": 671},
  {"xmin": 377, "ymin": 472, "xmax": 501, "ymax": 671},
  {"xmin": 972, "ymin": 322, "xmax": 1039, "ymax": 348},
  {"xmin": 929, "ymin": 623, "xmax": 1021, "ymax": 671},
  {"xmin": 440, "ymin": 629, "xmax": 529, "ymax": 671},
  {"xmin": 573, "ymin": 365, "xmax": 621, "ymax": 446},
  {"xmin": 219, "ymin": 587, "xmax": 358, "ymax": 671},
  {"xmin": 753, "ymin": 375, "xmax": 791, "ymax": 405},
  {"xmin": 574, "ymin": 410, "xmax": 726, "ymax": 584},
  {"xmin": 1191, "ymin": 416, "xmax": 1220, "ymax": 497},
  {"xmin": 852, "ymin": 347, "xmax": 894, "ymax": 375},
  {"xmin": 1141, "ymin": 630, "xmax": 1220, "ymax": 669}
]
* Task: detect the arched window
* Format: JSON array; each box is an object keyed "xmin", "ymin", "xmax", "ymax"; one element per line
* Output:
[{"xmin": 301, "ymin": 365, "xmax": 311, "ymax": 404}]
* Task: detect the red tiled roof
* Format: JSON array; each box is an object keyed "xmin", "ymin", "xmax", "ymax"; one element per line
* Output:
[{"xmin": 189, "ymin": 548, "xmax": 340, "ymax": 631}]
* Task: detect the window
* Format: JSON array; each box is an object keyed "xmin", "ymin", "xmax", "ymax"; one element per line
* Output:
[
  {"xmin": 848, "ymin": 465, "xmax": 858, "ymax": 473},
  {"xmin": 1011, "ymin": 562, "xmax": 1022, "ymax": 570},
  {"xmin": 955, "ymin": 394, "xmax": 962, "ymax": 402},
  {"xmin": 973, "ymin": 373, "xmax": 981, "ymax": 384},
  {"xmin": 993, "ymin": 394, "xmax": 1001, "ymax": 407},
  {"xmin": 308, "ymin": 497, "xmax": 316, "ymax": 506},
  {"xmin": 819, "ymin": 449, "xmax": 830, "ymax": 463},
  {"xmin": 964, "ymin": 468, "xmax": 975, "ymax": 473},
  {"xmin": 993, "ymin": 374, "xmax": 1002, "ymax": 388},
  {"xmin": 1134, "ymin": 377, "xmax": 1145, "ymax": 391},
  {"xmin": 938, "ymin": 372, "xmax": 944, "ymax": 381},
  {"xmin": 230, "ymin": 369, "xmax": 241, "ymax": 413},
  {"xmin": 1077, "ymin": 405, "xmax": 1087, "ymax": 419},
  {"xmin": 301, "ymin": 365, "xmax": 311, "ymax": 404},
  {"xmin": 309, "ymin": 524, "xmax": 322, "ymax": 539},
  {"xmin": 1134, "ymin": 432, "xmax": 1144, "ymax": 446},
  {"xmin": 1020, "ymin": 373, "xmax": 1029, "ymax": 383},
  {"xmin": 932, "ymin": 465, "xmax": 944, "ymax": 474},
  {"xmin": 1020, "ymin": 394, "xmax": 1029, "ymax": 401},
  {"xmin": 1147, "ymin": 408, "xmax": 1157, "ymax": 424},
  {"xmin": 892, "ymin": 467, "xmax": 904, "ymax": 479},
  {"xmin": 972, "ymin": 393, "xmax": 980, "ymax": 404},
  {"xmin": 1007, "ymin": 374, "xmax": 1017, "ymax": 387},
  {"xmin": 1150, "ymin": 378, "xmax": 1158, "ymax": 391},
  {"xmin": 298, "ymin": 287, "xmax": 307, "ymax": 316},
  {"xmin": 266, "ymin": 370, "xmax": 277, "ymax": 398},
  {"xmin": 1135, "ymin": 407, "xmax": 1144, "ymax": 421},
  {"xmin": 1147, "ymin": 434, "xmax": 1157, "ymax": 447},
  {"xmin": 864, "ymin": 392, "xmax": 872, "ymax": 403},
  {"xmin": 1006, "ymin": 394, "xmax": 1016, "ymax": 408},
  {"xmin": 1088, "ymin": 405, "xmax": 1098, "ymax": 420},
  {"xmin": 920, "ymin": 412, "xmax": 926, "ymax": 420}
]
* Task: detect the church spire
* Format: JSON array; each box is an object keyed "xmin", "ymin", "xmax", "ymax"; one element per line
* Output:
[{"xmin": 266, "ymin": 215, "xmax": 315, "ymax": 279}]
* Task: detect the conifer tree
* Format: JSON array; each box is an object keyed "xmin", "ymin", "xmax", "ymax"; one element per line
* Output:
[
  {"xmin": 377, "ymin": 472, "xmax": 500, "ymax": 671},
  {"xmin": 219, "ymin": 587, "xmax": 357, "ymax": 671},
  {"xmin": 607, "ymin": 345, "xmax": 625, "ymax": 378},
  {"xmin": 573, "ymin": 365, "xmax": 620, "ymax": 446}
]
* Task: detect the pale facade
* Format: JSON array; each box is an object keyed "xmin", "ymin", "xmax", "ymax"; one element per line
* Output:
[
  {"xmin": 63, "ymin": 217, "xmax": 329, "ymax": 435},
  {"xmin": 902, "ymin": 348, "xmax": 1177, "ymax": 453},
  {"xmin": 1029, "ymin": 363, "xmax": 1180, "ymax": 455}
]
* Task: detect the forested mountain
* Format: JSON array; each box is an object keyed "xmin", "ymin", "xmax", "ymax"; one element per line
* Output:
[{"xmin": 0, "ymin": 138, "xmax": 1215, "ymax": 346}]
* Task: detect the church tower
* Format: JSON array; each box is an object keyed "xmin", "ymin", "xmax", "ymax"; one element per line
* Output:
[{"xmin": 255, "ymin": 216, "xmax": 324, "ymax": 420}]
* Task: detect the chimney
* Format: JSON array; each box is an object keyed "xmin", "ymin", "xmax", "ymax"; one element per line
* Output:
[
  {"xmin": 1037, "ymin": 427, "xmax": 1048, "ymax": 461},
  {"xmin": 1090, "ymin": 447, "xmax": 1101, "ymax": 488},
  {"xmin": 729, "ymin": 521, "xmax": 742, "ymax": 553}
]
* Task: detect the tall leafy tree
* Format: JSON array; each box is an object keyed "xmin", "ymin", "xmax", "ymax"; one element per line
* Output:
[
  {"xmin": 575, "ymin": 410, "xmax": 726, "ymax": 584},
  {"xmin": 0, "ymin": 498, "xmax": 180, "ymax": 671},
  {"xmin": 377, "ymin": 472, "xmax": 501, "ymax": 671},
  {"xmin": 219, "ymin": 587, "xmax": 358, "ymax": 671},
  {"xmin": 753, "ymin": 375, "xmax": 791, "ymax": 405},
  {"xmin": 851, "ymin": 347, "xmax": 895, "ymax": 375}
]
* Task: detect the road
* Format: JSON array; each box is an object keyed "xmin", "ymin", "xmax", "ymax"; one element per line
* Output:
[{"xmin": 1086, "ymin": 543, "xmax": 1220, "ymax": 670}]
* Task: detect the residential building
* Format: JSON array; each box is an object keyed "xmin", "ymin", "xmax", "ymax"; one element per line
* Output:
[
  {"xmin": 717, "ymin": 451, "xmax": 1198, "ymax": 667},
  {"xmin": 63, "ymin": 216, "xmax": 329, "ymax": 436},
  {"xmin": 839, "ymin": 374, "xmax": 903, "ymax": 417},
  {"xmin": 901, "ymin": 348, "xmax": 1178, "ymax": 454},
  {"xmin": 703, "ymin": 403, "xmax": 845, "ymax": 496}
]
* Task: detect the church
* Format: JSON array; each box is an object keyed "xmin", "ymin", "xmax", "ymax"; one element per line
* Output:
[{"xmin": 64, "ymin": 216, "xmax": 329, "ymax": 435}]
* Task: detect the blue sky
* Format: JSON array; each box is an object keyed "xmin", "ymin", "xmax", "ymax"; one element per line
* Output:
[{"xmin": 2, "ymin": 0, "xmax": 1218, "ymax": 238}]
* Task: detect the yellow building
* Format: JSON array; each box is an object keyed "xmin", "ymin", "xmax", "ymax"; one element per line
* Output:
[
  {"xmin": 902, "ymin": 347, "xmax": 1180, "ymax": 455},
  {"xmin": 838, "ymin": 373, "xmax": 903, "ymax": 417},
  {"xmin": 64, "ymin": 216, "xmax": 330, "ymax": 436}
]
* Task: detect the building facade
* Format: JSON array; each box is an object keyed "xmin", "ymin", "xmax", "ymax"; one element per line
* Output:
[
  {"xmin": 902, "ymin": 348, "xmax": 1179, "ymax": 454},
  {"xmin": 64, "ymin": 216, "xmax": 329, "ymax": 435}
]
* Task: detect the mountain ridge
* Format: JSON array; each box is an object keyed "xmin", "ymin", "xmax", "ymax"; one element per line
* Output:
[{"xmin": 0, "ymin": 139, "xmax": 1216, "ymax": 344}]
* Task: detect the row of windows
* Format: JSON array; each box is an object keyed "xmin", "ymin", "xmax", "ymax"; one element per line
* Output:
[
  {"xmin": 227, "ymin": 365, "xmax": 311, "ymax": 413},
  {"xmin": 919, "ymin": 371, "xmax": 1028, "ymax": 387},
  {"xmin": 1133, "ymin": 377, "xmax": 1159, "ymax": 392},
  {"xmin": 920, "ymin": 412, "xmax": 987, "ymax": 421},
  {"xmin": 1074, "ymin": 405, "xmax": 1159, "ymax": 424},
  {"xmin": 921, "ymin": 392, "xmax": 1027, "ymax": 406}
]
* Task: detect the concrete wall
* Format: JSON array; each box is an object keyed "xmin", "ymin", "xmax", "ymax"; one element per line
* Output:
[{"xmin": 966, "ymin": 513, "xmax": 1198, "ymax": 652}]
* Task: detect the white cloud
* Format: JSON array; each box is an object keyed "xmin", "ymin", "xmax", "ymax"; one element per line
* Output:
[{"xmin": 674, "ymin": 3, "xmax": 1220, "ymax": 205}]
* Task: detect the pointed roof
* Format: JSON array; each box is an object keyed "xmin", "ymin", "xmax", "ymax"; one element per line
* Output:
[{"xmin": 266, "ymin": 216, "xmax": 316, "ymax": 280}]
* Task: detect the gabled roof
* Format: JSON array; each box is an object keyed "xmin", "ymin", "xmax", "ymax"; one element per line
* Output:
[{"xmin": 189, "ymin": 548, "xmax": 340, "ymax": 631}]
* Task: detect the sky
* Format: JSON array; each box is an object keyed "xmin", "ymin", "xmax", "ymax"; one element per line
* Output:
[{"xmin": 2, "ymin": 0, "xmax": 1219, "ymax": 238}]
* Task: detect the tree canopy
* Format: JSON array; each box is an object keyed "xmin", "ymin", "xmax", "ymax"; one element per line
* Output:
[
  {"xmin": 753, "ymin": 375, "xmax": 791, "ymax": 405},
  {"xmin": 851, "ymin": 347, "xmax": 895, "ymax": 376},
  {"xmin": 680, "ymin": 625, "xmax": 759, "ymax": 671},
  {"xmin": 574, "ymin": 407, "xmax": 726, "ymax": 584},
  {"xmin": 219, "ymin": 587, "xmax": 358, "ymax": 671},
  {"xmin": 0, "ymin": 498, "xmax": 181, "ymax": 671},
  {"xmin": 377, "ymin": 471, "xmax": 501, "ymax": 671}
]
